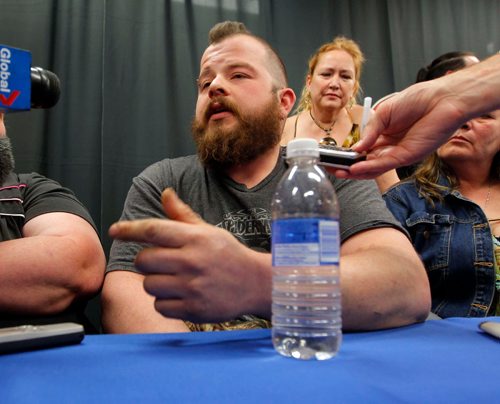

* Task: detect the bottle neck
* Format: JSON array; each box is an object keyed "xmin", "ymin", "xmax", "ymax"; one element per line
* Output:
[{"xmin": 287, "ymin": 155, "xmax": 319, "ymax": 166}]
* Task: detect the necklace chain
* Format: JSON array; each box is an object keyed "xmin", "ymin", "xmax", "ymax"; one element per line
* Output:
[
  {"xmin": 309, "ymin": 109, "xmax": 336, "ymax": 135},
  {"xmin": 486, "ymin": 184, "xmax": 500, "ymax": 223},
  {"xmin": 484, "ymin": 181, "xmax": 492, "ymax": 209}
]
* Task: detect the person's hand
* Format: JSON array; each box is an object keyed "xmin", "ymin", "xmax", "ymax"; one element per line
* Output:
[
  {"xmin": 330, "ymin": 81, "xmax": 466, "ymax": 179},
  {"xmin": 109, "ymin": 188, "xmax": 271, "ymax": 323}
]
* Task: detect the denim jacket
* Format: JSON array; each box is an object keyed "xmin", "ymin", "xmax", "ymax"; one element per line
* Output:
[{"xmin": 383, "ymin": 176, "xmax": 496, "ymax": 318}]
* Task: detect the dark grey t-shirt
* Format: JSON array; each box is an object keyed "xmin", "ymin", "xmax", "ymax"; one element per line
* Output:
[{"xmin": 107, "ymin": 152, "xmax": 403, "ymax": 273}]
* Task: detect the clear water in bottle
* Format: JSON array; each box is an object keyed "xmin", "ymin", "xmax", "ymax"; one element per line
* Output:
[{"xmin": 271, "ymin": 138, "xmax": 341, "ymax": 360}]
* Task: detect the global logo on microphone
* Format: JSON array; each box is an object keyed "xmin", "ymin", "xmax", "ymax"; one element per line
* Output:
[{"xmin": 0, "ymin": 45, "xmax": 32, "ymax": 111}]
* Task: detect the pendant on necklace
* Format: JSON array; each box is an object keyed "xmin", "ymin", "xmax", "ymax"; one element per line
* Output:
[
  {"xmin": 319, "ymin": 136, "xmax": 337, "ymax": 146},
  {"xmin": 310, "ymin": 109, "xmax": 337, "ymax": 146}
]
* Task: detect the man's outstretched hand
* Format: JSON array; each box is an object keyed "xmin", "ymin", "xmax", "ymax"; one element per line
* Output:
[{"xmin": 109, "ymin": 188, "xmax": 271, "ymax": 323}]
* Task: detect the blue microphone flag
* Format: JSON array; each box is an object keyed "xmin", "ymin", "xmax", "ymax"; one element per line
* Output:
[{"xmin": 0, "ymin": 45, "xmax": 32, "ymax": 111}]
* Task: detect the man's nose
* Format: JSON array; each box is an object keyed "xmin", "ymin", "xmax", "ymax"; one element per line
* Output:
[{"xmin": 208, "ymin": 76, "xmax": 227, "ymax": 97}]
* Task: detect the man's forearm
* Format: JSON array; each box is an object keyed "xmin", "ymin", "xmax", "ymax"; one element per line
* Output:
[
  {"xmin": 443, "ymin": 53, "xmax": 500, "ymax": 120},
  {"xmin": 0, "ymin": 235, "xmax": 103, "ymax": 314},
  {"xmin": 101, "ymin": 271, "xmax": 191, "ymax": 333},
  {"xmin": 245, "ymin": 242, "xmax": 430, "ymax": 330},
  {"xmin": 340, "ymin": 245, "xmax": 430, "ymax": 331}
]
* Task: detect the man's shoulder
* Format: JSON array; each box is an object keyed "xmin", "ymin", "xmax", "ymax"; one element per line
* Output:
[
  {"xmin": 328, "ymin": 175, "xmax": 377, "ymax": 193},
  {"xmin": 133, "ymin": 154, "xmax": 206, "ymax": 193},
  {"xmin": 140, "ymin": 154, "xmax": 202, "ymax": 176},
  {"xmin": 2, "ymin": 172, "xmax": 61, "ymax": 193},
  {"xmin": 1, "ymin": 172, "xmax": 94, "ymax": 228},
  {"xmin": 17, "ymin": 172, "xmax": 55, "ymax": 184}
]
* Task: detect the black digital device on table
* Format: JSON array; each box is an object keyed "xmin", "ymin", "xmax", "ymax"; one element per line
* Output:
[{"xmin": 0, "ymin": 322, "xmax": 84, "ymax": 354}]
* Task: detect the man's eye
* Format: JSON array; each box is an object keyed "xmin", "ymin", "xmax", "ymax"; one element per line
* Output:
[
  {"xmin": 232, "ymin": 73, "xmax": 247, "ymax": 79},
  {"xmin": 199, "ymin": 81, "xmax": 211, "ymax": 90}
]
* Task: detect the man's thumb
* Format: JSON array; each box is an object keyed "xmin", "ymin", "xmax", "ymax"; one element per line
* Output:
[{"xmin": 161, "ymin": 188, "xmax": 204, "ymax": 224}]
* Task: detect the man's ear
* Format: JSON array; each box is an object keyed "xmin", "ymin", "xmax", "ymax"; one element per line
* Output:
[{"xmin": 278, "ymin": 87, "xmax": 296, "ymax": 120}]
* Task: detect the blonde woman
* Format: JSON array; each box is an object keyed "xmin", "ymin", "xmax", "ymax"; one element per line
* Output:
[{"xmin": 282, "ymin": 37, "xmax": 398, "ymax": 191}]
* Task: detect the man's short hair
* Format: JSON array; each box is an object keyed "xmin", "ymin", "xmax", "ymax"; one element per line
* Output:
[
  {"xmin": 208, "ymin": 21, "xmax": 288, "ymax": 88},
  {"xmin": 208, "ymin": 21, "xmax": 250, "ymax": 43}
]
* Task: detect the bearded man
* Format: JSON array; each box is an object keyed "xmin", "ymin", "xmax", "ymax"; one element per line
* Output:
[{"xmin": 102, "ymin": 21, "xmax": 430, "ymax": 333}]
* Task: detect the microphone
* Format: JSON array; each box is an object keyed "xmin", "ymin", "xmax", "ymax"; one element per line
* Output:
[
  {"xmin": 30, "ymin": 66, "xmax": 61, "ymax": 109},
  {"xmin": 0, "ymin": 45, "xmax": 61, "ymax": 112}
]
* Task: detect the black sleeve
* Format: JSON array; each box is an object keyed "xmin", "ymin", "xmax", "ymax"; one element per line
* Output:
[{"xmin": 20, "ymin": 172, "xmax": 97, "ymax": 232}]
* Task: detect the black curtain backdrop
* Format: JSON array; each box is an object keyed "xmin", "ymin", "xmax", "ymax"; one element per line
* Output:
[{"xmin": 1, "ymin": 0, "xmax": 498, "ymax": 250}]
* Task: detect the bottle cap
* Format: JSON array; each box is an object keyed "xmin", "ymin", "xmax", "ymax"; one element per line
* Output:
[{"xmin": 286, "ymin": 138, "xmax": 319, "ymax": 158}]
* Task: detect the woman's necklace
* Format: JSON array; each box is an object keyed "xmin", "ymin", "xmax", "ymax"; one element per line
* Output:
[
  {"xmin": 484, "ymin": 182, "xmax": 491, "ymax": 209},
  {"xmin": 309, "ymin": 109, "xmax": 337, "ymax": 146},
  {"xmin": 485, "ymin": 181, "xmax": 500, "ymax": 224}
]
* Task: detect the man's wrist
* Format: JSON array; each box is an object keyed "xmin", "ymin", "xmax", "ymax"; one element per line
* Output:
[{"xmin": 241, "ymin": 250, "xmax": 272, "ymax": 319}]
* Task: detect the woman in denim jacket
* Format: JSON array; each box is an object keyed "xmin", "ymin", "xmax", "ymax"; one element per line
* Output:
[{"xmin": 383, "ymin": 110, "xmax": 500, "ymax": 318}]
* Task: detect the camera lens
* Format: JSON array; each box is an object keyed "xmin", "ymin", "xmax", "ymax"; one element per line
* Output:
[{"xmin": 30, "ymin": 67, "xmax": 61, "ymax": 109}]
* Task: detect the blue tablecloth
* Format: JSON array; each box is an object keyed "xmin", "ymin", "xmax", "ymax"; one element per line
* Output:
[{"xmin": 1, "ymin": 317, "xmax": 498, "ymax": 403}]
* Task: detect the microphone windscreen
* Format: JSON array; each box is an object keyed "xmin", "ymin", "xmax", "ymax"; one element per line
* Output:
[{"xmin": 30, "ymin": 67, "xmax": 61, "ymax": 109}]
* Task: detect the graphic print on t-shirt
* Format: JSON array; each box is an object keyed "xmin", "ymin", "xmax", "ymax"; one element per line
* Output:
[{"xmin": 216, "ymin": 207, "xmax": 271, "ymax": 252}]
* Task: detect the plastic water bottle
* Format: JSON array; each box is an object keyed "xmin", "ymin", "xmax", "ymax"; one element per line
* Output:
[{"xmin": 271, "ymin": 138, "xmax": 341, "ymax": 360}]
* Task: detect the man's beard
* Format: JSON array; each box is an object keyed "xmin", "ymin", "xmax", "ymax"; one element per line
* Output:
[
  {"xmin": 191, "ymin": 95, "xmax": 282, "ymax": 168},
  {"xmin": 0, "ymin": 137, "xmax": 15, "ymax": 185}
]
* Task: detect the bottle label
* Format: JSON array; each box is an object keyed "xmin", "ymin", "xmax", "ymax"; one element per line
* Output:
[{"xmin": 272, "ymin": 218, "xmax": 339, "ymax": 266}]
